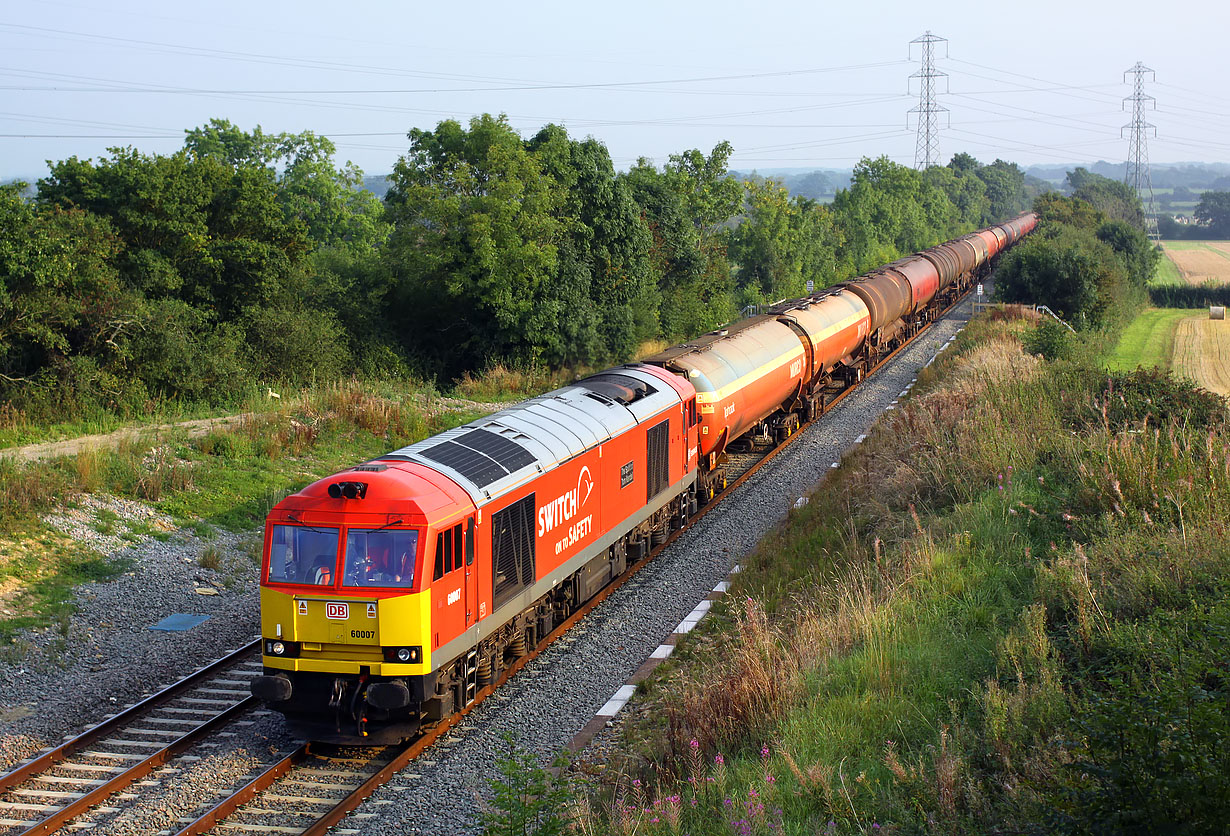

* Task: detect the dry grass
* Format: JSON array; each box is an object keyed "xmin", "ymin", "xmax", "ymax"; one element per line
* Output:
[
  {"xmin": 452, "ymin": 363, "xmax": 587, "ymax": 402},
  {"xmin": 1171, "ymin": 317, "xmax": 1230, "ymax": 395}
]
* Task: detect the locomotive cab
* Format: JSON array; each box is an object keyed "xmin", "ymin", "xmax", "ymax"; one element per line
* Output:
[{"xmin": 251, "ymin": 463, "xmax": 477, "ymax": 743}]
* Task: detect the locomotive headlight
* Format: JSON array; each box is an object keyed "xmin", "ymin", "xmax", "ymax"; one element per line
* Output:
[
  {"xmin": 382, "ymin": 645, "xmax": 422, "ymax": 664},
  {"xmin": 265, "ymin": 639, "xmax": 300, "ymax": 657}
]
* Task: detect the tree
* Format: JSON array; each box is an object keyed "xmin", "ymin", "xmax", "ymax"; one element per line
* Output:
[
  {"xmin": 623, "ymin": 159, "xmax": 733, "ymax": 340},
  {"xmin": 661, "ymin": 141, "xmax": 743, "ymax": 238},
  {"xmin": 35, "ymin": 146, "xmax": 345, "ymax": 396},
  {"xmin": 1033, "ymin": 192, "xmax": 1105, "ymax": 232},
  {"xmin": 1067, "ymin": 168, "xmax": 1145, "ymax": 229},
  {"xmin": 928, "ymin": 163, "xmax": 988, "ymax": 231},
  {"xmin": 622, "ymin": 144, "xmax": 742, "ymax": 340},
  {"xmin": 527, "ymin": 125, "xmax": 658, "ymax": 362},
  {"xmin": 0, "ymin": 184, "xmax": 150, "ymax": 414},
  {"xmin": 830, "ymin": 156, "xmax": 956, "ymax": 274},
  {"xmin": 1097, "ymin": 220, "xmax": 1159, "ymax": 287},
  {"xmin": 185, "ymin": 118, "xmax": 390, "ymax": 252},
  {"xmin": 976, "ymin": 159, "xmax": 1028, "ymax": 223},
  {"xmin": 383, "ymin": 114, "xmax": 563, "ymax": 376},
  {"xmin": 729, "ymin": 179, "xmax": 840, "ymax": 303},
  {"xmin": 1195, "ymin": 191, "xmax": 1230, "ymax": 237},
  {"xmin": 995, "ymin": 224, "xmax": 1130, "ymax": 329}
]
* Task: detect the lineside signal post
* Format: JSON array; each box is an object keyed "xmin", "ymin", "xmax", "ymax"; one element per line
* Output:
[{"xmin": 972, "ymin": 283, "xmax": 992, "ymax": 315}]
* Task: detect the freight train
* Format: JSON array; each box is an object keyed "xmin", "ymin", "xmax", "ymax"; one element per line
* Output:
[{"xmin": 250, "ymin": 213, "xmax": 1038, "ymax": 743}]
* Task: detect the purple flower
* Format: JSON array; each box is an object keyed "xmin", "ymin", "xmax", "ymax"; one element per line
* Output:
[
  {"xmin": 690, "ymin": 738, "xmax": 700, "ymax": 749},
  {"xmin": 715, "ymin": 753, "xmax": 725, "ymax": 765},
  {"xmin": 761, "ymin": 745, "xmax": 770, "ymax": 758}
]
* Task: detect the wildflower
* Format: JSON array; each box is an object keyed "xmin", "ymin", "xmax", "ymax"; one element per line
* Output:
[
  {"xmin": 690, "ymin": 738, "xmax": 699, "ymax": 749},
  {"xmin": 632, "ymin": 778, "xmax": 641, "ymax": 787},
  {"xmin": 715, "ymin": 754, "xmax": 725, "ymax": 765},
  {"xmin": 761, "ymin": 745, "xmax": 770, "ymax": 758}
]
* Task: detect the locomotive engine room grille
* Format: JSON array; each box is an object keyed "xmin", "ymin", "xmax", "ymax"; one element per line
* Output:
[
  {"xmin": 492, "ymin": 493, "xmax": 536, "ymax": 609},
  {"xmin": 646, "ymin": 420, "xmax": 669, "ymax": 501}
]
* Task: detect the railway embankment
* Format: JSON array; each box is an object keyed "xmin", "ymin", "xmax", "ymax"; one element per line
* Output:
[{"xmin": 583, "ymin": 309, "xmax": 1230, "ymax": 834}]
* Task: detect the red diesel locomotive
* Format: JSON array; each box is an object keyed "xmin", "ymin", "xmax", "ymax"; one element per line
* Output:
[{"xmin": 251, "ymin": 213, "xmax": 1037, "ymax": 743}]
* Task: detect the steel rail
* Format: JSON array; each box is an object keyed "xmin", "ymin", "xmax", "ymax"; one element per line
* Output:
[
  {"xmin": 16, "ymin": 697, "xmax": 259, "ymax": 836},
  {"xmin": 0, "ymin": 638, "xmax": 262, "ymax": 794},
  {"xmin": 169, "ymin": 743, "xmax": 312, "ymax": 836}
]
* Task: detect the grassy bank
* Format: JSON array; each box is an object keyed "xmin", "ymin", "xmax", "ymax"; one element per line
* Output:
[
  {"xmin": 0, "ymin": 380, "xmax": 486, "ymax": 643},
  {"xmin": 577, "ymin": 310, "xmax": 1230, "ymax": 834},
  {"xmin": 1150, "ymin": 248, "xmax": 1183, "ymax": 286},
  {"xmin": 1105, "ymin": 306, "xmax": 1198, "ymax": 371}
]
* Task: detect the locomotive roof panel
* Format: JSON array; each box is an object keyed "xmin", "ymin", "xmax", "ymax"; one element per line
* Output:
[{"xmin": 379, "ymin": 366, "xmax": 680, "ymax": 505}]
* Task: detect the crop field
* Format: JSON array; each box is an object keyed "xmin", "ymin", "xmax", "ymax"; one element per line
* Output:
[
  {"xmin": 1160, "ymin": 241, "xmax": 1230, "ymax": 285},
  {"xmin": 1172, "ymin": 317, "xmax": 1230, "ymax": 395}
]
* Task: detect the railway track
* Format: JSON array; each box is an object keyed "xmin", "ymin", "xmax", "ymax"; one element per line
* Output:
[
  {"xmin": 0, "ymin": 289, "xmax": 975, "ymax": 836},
  {"xmin": 0, "ymin": 640, "xmax": 263, "ymax": 835}
]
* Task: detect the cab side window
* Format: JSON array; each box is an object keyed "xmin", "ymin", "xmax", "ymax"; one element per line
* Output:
[{"xmin": 433, "ymin": 523, "xmax": 465, "ymax": 581}]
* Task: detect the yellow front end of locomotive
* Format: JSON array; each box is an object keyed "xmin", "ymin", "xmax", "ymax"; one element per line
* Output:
[{"xmin": 259, "ymin": 585, "xmax": 432, "ymax": 676}]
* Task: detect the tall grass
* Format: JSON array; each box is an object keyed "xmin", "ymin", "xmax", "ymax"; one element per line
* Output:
[
  {"xmin": 451, "ymin": 363, "xmax": 585, "ymax": 402},
  {"xmin": 577, "ymin": 316, "xmax": 1230, "ymax": 834}
]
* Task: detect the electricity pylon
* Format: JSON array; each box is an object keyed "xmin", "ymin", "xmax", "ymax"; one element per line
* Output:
[
  {"xmin": 909, "ymin": 31, "xmax": 948, "ymax": 169},
  {"xmin": 1122, "ymin": 62, "xmax": 1159, "ymax": 238}
]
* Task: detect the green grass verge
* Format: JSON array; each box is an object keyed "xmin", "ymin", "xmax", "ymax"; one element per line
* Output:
[
  {"xmin": 1105, "ymin": 307, "xmax": 1198, "ymax": 371},
  {"xmin": 1150, "ymin": 249, "xmax": 1183, "ymax": 286}
]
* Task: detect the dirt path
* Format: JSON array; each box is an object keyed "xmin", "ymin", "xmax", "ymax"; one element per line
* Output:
[
  {"xmin": 1172, "ymin": 316, "xmax": 1230, "ymax": 395},
  {"xmin": 0, "ymin": 415, "xmax": 251, "ymax": 464},
  {"xmin": 0, "ymin": 394, "xmax": 506, "ymax": 465}
]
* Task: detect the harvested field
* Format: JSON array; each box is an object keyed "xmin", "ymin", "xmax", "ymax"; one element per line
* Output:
[
  {"xmin": 1172, "ymin": 316, "xmax": 1230, "ymax": 395},
  {"xmin": 1162, "ymin": 241, "xmax": 1230, "ymax": 286}
]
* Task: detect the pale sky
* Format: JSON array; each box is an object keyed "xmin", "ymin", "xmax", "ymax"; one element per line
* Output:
[{"xmin": 3, "ymin": 0, "xmax": 1227, "ymax": 181}]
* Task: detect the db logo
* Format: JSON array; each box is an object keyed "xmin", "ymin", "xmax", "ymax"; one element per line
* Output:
[{"xmin": 325, "ymin": 602, "xmax": 349, "ymax": 620}]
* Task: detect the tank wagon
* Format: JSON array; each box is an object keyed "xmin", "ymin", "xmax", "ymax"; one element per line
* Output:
[{"xmin": 251, "ymin": 213, "xmax": 1037, "ymax": 742}]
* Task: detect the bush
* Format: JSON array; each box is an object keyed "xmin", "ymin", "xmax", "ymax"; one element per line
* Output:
[
  {"xmin": 1022, "ymin": 320, "xmax": 1074, "ymax": 361},
  {"xmin": 1057, "ymin": 602, "xmax": 1230, "ymax": 833}
]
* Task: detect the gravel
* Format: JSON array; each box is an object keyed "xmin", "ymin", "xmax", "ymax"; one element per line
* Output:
[
  {"xmin": 0, "ymin": 493, "xmax": 263, "ymax": 774},
  {"xmin": 0, "ymin": 292, "xmax": 978, "ymax": 836}
]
